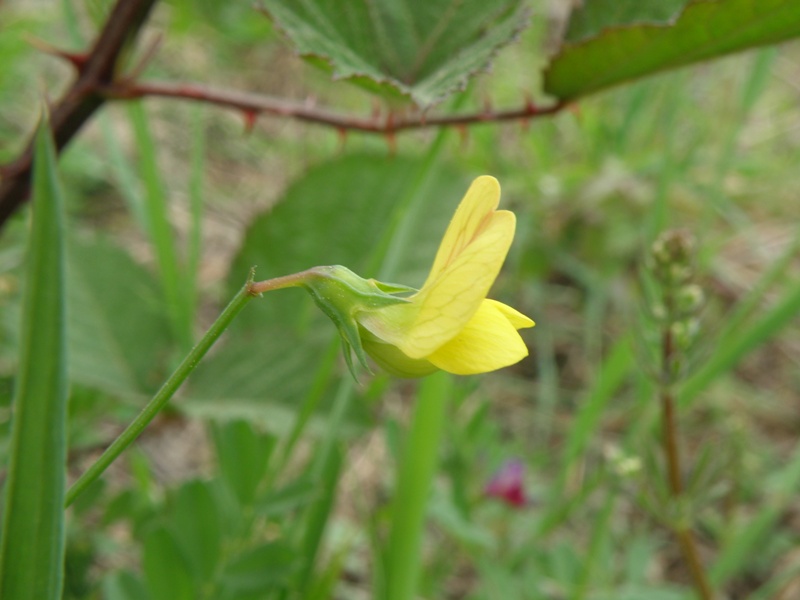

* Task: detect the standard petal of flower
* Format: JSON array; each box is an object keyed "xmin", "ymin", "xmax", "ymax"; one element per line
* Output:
[
  {"xmin": 424, "ymin": 175, "xmax": 502, "ymax": 285},
  {"xmin": 398, "ymin": 211, "xmax": 516, "ymax": 359},
  {"xmin": 425, "ymin": 299, "xmax": 529, "ymax": 375},
  {"xmin": 484, "ymin": 299, "xmax": 535, "ymax": 330}
]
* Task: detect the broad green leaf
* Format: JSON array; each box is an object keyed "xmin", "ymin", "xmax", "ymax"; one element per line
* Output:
[
  {"xmin": 545, "ymin": 0, "xmax": 800, "ymax": 101},
  {"xmin": 211, "ymin": 420, "xmax": 275, "ymax": 507},
  {"xmin": 260, "ymin": 0, "xmax": 527, "ymax": 107},
  {"xmin": 0, "ymin": 122, "xmax": 68, "ymax": 599},
  {"xmin": 564, "ymin": 0, "xmax": 688, "ymax": 43},
  {"xmin": 229, "ymin": 154, "xmax": 466, "ymax": 328},
  {"xmin": 142, "ymin": 526, "xmax": 195, "ymax": 600},
  {"xmin": 67, "ymin": 236, "xmax": 174, "ymax": 398},
  {"xmin": 169, "ymin": 480, "xmax": 223, "ymax": 584}
]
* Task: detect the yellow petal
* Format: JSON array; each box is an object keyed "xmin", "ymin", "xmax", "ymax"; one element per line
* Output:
[
  {"xmin": 484, "ymin": 299, "xmax": 535, "ymax": 330},
  {"xmin": 425, "ymin": 299, "xmax": 530, "ymax": 375},
  {"xmin": 424, "ymin": 176, "xmax": 502, "ymax": 284},
  {"xmin": 399, "ymin": 210, "xmax": 515, "ymax": 358}
]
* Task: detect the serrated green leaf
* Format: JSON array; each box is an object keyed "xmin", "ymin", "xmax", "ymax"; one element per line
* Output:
[
  {"xmin": 0, "ymin": 121, "xmax": 68, "ymax": 600},
  {"xmin": 260, "ymin": 0, "xmax": 528, "ymax": 107},
  {"xmin": 545, "ymin": 0, "xmax": 800, "ymax": 101},
  {"xmin": 564, "ymin": 0, "xmax": 688, "ymax": 43}
]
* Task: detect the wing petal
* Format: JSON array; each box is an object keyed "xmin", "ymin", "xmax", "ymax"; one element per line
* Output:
[{"xmin": 425, "ymin": 300, "xmax": 529, "ymax": 374}]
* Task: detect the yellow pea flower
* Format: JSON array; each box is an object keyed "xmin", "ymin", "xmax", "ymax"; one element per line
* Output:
[
  {"xmin": 250, "ymin": 176, "xmax": 534, "ymax": 378},
  {"xmin": 358, "ymin": 175, "xmax": 534, "ymax": 376}
]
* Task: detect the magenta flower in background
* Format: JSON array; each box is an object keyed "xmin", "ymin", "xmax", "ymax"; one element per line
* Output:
[{"xmin": 484, "ymin": 459, "xmax": 527, "ymax": 508}]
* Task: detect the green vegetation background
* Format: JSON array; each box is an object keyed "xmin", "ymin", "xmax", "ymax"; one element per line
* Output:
[{"xmin": 1, "ymin": 0, "xmax": 799, "ymax": 598}]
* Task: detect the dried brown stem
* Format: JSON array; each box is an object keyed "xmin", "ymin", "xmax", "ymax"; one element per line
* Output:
[
  {"xmin": 0, "ymin": 0, "xmax": 159, "ymax": 229},
  {"xmin": 98, "ymin": 80, "xmax": 567, "ymax": 133}
]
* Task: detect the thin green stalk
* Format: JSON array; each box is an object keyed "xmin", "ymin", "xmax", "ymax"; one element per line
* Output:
[
  {"xmin": 65, "ymin": 273, "xmax": 258, "ymax": 506},
  {"xmin": 386, "ymin": 372, "xmax": 452, "ymax": 600}
]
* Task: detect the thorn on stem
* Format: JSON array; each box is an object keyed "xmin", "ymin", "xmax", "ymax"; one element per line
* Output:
[
  {"xmin": 242, "ymin": 110, "xmax": 258, "ymax": 134},
  {"xmin": 336, "ymin": 127, "xmax": 348, "ymax": 151},
  {"xmin": 27, "ymin": 37, "xmax": 89, "ymax": 72},
  {"xmin": 384, "ymin": 111, "xmax": 396, "ymax": 153},
  {"xmin": 384, "ymin": 131, "xmax": 396, "ymax": 155},
  {"xmin": 524, "ymin": 92, "xmax": 538, "ymax": 116},
  {"xmin": 456, "ymin": 124, "xmax": 469, "ymax": 149},
  {"xmin": 481, "ymin": 96, "xmax": 493, "ymax": 119}
]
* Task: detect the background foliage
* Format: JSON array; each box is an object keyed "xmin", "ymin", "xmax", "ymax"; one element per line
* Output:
[{"xmin": 1, "ymin": 0, "xmax": 800, "ymax": 598}]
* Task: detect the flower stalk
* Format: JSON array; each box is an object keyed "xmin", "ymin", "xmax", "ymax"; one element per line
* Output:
[
  {"xmin": 65, "ymin": 271, "xmax": 258, "ymax": 506},
  {"xmin": 650, "ymin": 230, "xmax": 714, "ymax": 600}
]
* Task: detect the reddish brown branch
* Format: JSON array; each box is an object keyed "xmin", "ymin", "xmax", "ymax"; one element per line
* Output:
[
  {"xmin": 0, "ymin": 0, "xmax": 159, "ymax": 229},
  {"xmin": 660, "ymin": 327, "xmax": 714, "ymax": 600},
  {"xmin": 99, "ymin": 80, "xmax": 567, "ymax": 133}
]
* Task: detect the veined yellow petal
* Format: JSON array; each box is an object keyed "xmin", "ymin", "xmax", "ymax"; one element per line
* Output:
[
  {"xmin": 425, "ymin": 300, "xmax": 529, "ymax": 375},
  {"xmin": 399, "ymin": 210, "xmax": 516, "ymax": 359},
  {"xmin": 484, "ymin": 299, "xmax": 535, "ymax": 330},
  {"xmin": 424, "ymin": 176, "xmax": 502, "ymax": 286}
]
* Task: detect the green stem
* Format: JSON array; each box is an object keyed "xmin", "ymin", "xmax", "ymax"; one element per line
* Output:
[
  {"xmin": 386, "ymin": 372, "xmax": 452, "ymax": 600},
  {"xmin": 65, "ymin": 274, "xmax": 258, "ymax": 507}
]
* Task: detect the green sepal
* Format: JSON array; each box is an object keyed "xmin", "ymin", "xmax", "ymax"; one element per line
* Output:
[
  {"xmin": 300, "ymin": 266, "xmax": 407, "ymax": 380},
  {"xmin": 370, "ymin": 280, "xmax": 418, "ymax": 295}
]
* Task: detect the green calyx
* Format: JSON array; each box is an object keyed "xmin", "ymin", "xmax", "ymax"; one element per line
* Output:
[{"xmin": 300, "ymin": 266, "xmax": 412, "ymax": 380}]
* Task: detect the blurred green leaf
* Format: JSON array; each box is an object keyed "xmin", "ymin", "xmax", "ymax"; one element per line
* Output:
[
  {"xmin": 0, "ymin": 121, "xmax": 68, "ymax": 600},
  {"xmin": 211, "ymin": 420, "xmax": 275, "ymax": 507},
  {"xmin": 260, "ymin": 0, "xmax": 527, "ymax": 107},
  {"xmin": 143, "ymin": 525, "xmax": 195, "ymax": 600},
  {"xmin": 256, "ymin": 477, "xmax": 319, "ymax": 517},
  {"xmin": 221, "ymin": 542, "xmax": 297, "ymax": 594},
  {"xmin": 169, "ymin": 480, "xmax": 223, "ymax": 584},
  {"xmin": 564, "ymin": 0, "xmax": 688, "ymax": 43},
  {"xmin": 67, "ymin": 236, "xmax": 173, "ymax": 397},
  {"xmin": 101, "ymin": 570, "xmax": 149, "ymax": 600},
  {"xmin": 545, "ymin": 0, "xmax": 800, "ymax": 101}
]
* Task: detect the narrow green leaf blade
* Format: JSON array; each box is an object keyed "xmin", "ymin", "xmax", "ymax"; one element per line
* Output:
[
  {"xmin": 0, "ymin": 121, "xmax": 68, "ymax": 599},
  {"xmin": 545, "ymin": 0, "xmax": 800, "ymax": 101}
]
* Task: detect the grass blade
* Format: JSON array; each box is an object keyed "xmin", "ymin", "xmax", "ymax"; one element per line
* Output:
[
  {"xmin": 386, "ymin": 372, "xmax": 452, "ymax": 600},
  {"xmin": 680, "ymin": 276, "xmax": 800, "ymax": 406},
  {"xmin": 128, "ymin": 101, "xmax": 192, "ymax": 350},
  {"xmin": 0, "ymin": 121, "xmax": 69, "ymax": 599}
]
